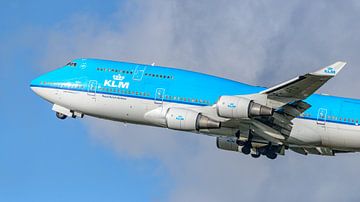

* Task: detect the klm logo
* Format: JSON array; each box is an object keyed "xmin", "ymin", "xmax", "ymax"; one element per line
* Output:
[
  {"xmin": 104, "ymin": 74, "xmax": 130, "ymax": 89},
  {"xmin": 227, "ymin": 103, "xmax": 237, "ymax": 109},
  {"xmin": 324, "ymin": 67, "xmax": 336, "ymax": 75}
]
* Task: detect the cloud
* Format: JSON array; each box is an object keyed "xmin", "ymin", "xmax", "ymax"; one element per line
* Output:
[{"xmin": 37, "ymin": 0, "xmax": 360, "ymax": 201}]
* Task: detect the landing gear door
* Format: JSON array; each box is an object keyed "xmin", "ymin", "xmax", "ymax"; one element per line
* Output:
[
  {"xmin": 317, "ymin": 108, "xmax": 327, "ymax": 126},
  {"xmin": 154, "ymin": 88, "xmax": 165, "ymax": 104},
  {"xmin": 87, "ymin": 80, "xmax": 98, "ymax": 97}
]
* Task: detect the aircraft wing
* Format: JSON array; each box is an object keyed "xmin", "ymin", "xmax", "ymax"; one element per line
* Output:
[
  {"xmin": 261, "ymin": 61, "xmax": 346, "ymax": 108},
  {"xmin": 250, "ymin": 62, "xmax": 346, "ymax": 144}
]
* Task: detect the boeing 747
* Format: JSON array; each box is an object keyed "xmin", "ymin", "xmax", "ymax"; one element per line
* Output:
[{"xmin": 31, "ymin": 59, "xmax": 360, "ymax": 159}]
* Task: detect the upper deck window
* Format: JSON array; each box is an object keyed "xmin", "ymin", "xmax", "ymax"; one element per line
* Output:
[{"xmin": 66, "ymin": 62, "xmax": 77, "ymax": 67}]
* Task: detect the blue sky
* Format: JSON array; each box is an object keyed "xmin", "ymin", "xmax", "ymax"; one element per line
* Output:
[
  {"xmin": 2, "ymin": 1, "xmax": 360, "ymax": 202},
  {"xmin": 0, "ymin": 1, "xmax": 169, "ymax": 202}
]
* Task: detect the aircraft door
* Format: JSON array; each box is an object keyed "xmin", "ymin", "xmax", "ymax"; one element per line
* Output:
[
  {"xmin": 154, "ymin": 88, "xmax": 165, "ymax": 104},
  {"xmin": 87, "ymin": 80, "xmax": 98, "ymax": 100},
  {"xmin": 133, "ymin": 65, "xmax": 147, "ymax": 81},
  {"xmin": 317, "ymin": 108, "xmax": 327, "ymax": 126}
]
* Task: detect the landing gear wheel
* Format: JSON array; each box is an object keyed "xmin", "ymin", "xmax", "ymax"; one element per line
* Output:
[
  {"xmin": 241, "ymin": 146, "xmax": 251, "ymax": 155},
  {"xmin": 251, "ymin": 153, "xmax": 261, "ymax": 158},
  {"xmin": 266, "ymin": 152, "xmax": 277, "ymax": 160},
  {"xmin": 56, "ymin": 112, "xmax": 67, "ymax": 120}
]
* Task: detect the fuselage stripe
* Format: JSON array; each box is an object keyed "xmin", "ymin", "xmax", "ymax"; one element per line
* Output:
[{"xmin": 30, "ymin": 84, "xmax": 209, "ymax": 107}]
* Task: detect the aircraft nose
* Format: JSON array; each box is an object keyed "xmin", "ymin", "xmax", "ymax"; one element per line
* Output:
[
  {"xmin": 30, "ymin": 78, "xmax": 36, "ymax": 92},
  {"xmin": 30, "ymin": 75, "xmax": 41, "ymax": 92},
  {"xmin": 30, "ymin": 74, "xmax": 47, "ymax": 97}
]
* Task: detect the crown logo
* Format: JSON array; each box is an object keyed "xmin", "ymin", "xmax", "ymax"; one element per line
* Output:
[{"xmin": 113, "ymin": 74, "xmax": 125, "ymax": 81}]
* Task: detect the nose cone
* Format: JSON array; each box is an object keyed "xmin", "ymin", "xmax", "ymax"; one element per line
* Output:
[
  {"xmin": 30, "ymin": 66, "xmax": 66, "ymax": 103},
  {"xmin": 30, "ymin": 75, "xmax": 43, "ymax": 94},
  {"xmin": 30, "ymin": 78, "xmax": 37, "ymax": 92},
  {"xmin": 30, "ymin": 73, "xmax": 52, "ymax": 100}
]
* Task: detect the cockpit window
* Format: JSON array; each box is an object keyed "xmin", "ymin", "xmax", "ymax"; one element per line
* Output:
[{"xmin": 66, "ymin": 62, "xmax": 77, "ymax": 67}]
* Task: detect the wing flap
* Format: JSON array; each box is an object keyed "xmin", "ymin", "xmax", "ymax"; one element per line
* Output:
[
  {"xmin": 251, "ymin": 120, "xmax": 285, "ymax": 144},
  {"xmin": 290, "ymin": 146, "xmax": 335, "ymax": 156}
]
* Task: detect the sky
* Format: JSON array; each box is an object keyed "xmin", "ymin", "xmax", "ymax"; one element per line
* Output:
[{"xmin": 1, "ymin": 0, "xmax": 360, "ymax": 201}]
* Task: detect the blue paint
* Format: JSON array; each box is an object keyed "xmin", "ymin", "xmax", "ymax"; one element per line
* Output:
[{"xmin": 31, "ymin": 58, "xmax": 360, "ymax": 124}]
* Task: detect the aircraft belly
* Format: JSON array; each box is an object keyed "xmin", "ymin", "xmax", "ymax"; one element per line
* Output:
[
  {"xmin": 290, "ymin": 118, "xmax": 360, "ymax": 150},
  {"xmin": 288, "ymin": 118, "xmax": 322, "ymax": 145},
  {"xmin": 88, "ymin": 93, "xmax": 150, "ymax": 124},
  {"xmin": 336, "ymin": 124, "xmax": 360, "ymax": 149}
]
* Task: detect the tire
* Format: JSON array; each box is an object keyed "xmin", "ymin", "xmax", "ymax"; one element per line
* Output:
[
  {"xmin": 56, "ymin": 112, "xmax": 67, "ymax": 120},
  {"xmin": 251, "ymin": 153, "xmax": 261, "ymax": 158},
  {"xmin": 266, "ymin": 152, "xmax": 277, "ymax": 160},
  {"xmin": 241, "ymin": 146, "xmax": 251, "ymax": 155}
]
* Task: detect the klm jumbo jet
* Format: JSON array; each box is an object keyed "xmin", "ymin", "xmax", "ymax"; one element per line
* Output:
[{"xmin": 31, "ymin": 59, "xmax": 360, "ymax": 159}]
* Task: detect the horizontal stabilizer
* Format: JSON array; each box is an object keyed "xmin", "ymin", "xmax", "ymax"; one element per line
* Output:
[
  {"xmin": 261, "ymin": 61, "xmax": 347, "ymax": 106},
  {"xmin": 311, "ymin": 61, "xmax": 346, "ymax": 76}
]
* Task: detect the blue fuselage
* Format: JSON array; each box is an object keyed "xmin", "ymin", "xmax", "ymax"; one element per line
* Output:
[{"xmin": 31, "ymin": 58, "xmax": 360, "ymax": 127}]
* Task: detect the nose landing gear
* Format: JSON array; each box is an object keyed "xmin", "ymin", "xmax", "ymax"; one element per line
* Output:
[{"xmin": 56, "ymin": 112, "xmax": 67, "ymax": 120}]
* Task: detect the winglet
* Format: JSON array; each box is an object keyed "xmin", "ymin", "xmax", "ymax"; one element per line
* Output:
[{"xmin": 311, "ymin": 61, "xmax": 347, "ymax": 76}]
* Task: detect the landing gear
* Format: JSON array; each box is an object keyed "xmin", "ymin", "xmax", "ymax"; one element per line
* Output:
[
  {"xmin": 266, "ymin": 152, "xmax": 277, "ymax": 160},
  {"xmin": 241, "ymin": 145, "xmax": 251, "ymax": 155},
  {"xmin": 235, "ymin": 130, "xmax": 280, "ymax": 159},
  {"xmin": 251, "ymin": 153, "xmax": 261, "ymax": 158},
  {"xmin": 56, "ymin": 112, "xmax": 67, "ymax": 120},
  {"xmin": 237, "ymin": 130, "xmax": 252, "ymax": 155},
  {"xmin": 264, "ymin": 145, "xmax": 278, "ymax": 160}
]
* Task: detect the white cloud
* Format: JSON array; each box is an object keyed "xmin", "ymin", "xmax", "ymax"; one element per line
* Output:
[{"xmin": 38, "ymin": 0, "xmax": 360, "ymax": 201}]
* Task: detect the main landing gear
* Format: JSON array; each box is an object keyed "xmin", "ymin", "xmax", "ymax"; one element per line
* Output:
[
  {"xmin": 236, "ymin": 131, "xmax": 279, "ymax": 160},
  {"xmin": 266, "ymin": 152, "xmax": 277, "ymax": 160}
]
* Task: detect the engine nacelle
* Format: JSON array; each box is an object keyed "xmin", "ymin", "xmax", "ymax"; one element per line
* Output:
[
  {"xmin": 216, "ymin": 137, "xmax": 241, "ymax": 152},
  {"xmin": 216, "ymin": 96, "xmax": 274, "ymax": 119},
  {"xmin": 165, "ymin": 108, "xmax": 221, "ymax": 131}
]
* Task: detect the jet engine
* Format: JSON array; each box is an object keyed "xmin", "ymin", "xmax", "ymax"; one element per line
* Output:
[
  {"xmin": 165, "ymin": 108, "xmax": 221, "ymax": 131},
  {"xmin": 216, "ymin": 96, "xmax": 274, "ymax": 119},
  {"xmin": 216, "ymin": 137, "xmax": 241, "ymax": 152}
]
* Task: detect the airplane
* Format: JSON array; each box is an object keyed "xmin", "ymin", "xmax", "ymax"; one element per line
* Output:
[{"xmin": 30, "ymin": 59, "xmax": 360, "ymax": 159}]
